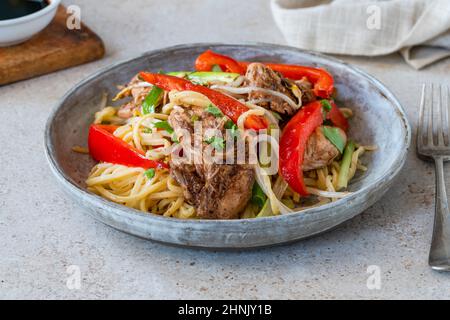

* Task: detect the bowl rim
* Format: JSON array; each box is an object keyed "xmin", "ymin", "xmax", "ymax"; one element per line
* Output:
[
  {"xmin": 44, "ymin": 42, "xmax": 411, "ymax": 228},
  {"xmin": 0, "ymin": 0, "xmax": 61, "ymax": 27}
]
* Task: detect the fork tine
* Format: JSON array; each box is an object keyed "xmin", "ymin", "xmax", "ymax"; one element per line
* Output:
[
  {"xmin": 427, "ymin": 84, "xmax": 434, "ymax": 146},
  {"xmin": 417, "ymin": 83, "xmax": 426, "ymax": 148},
  {"xmin": 437, "ymin": 85, "xmax": 445, "ymax": 146},
  {"xmin": 445, "ymin": 85, "xmax": 450, "ymax": 145}
]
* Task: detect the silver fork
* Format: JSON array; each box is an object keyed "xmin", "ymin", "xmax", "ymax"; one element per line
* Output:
[{"xmin": 417, "ymin": 84, "xmax": 450, "ymax": 271}]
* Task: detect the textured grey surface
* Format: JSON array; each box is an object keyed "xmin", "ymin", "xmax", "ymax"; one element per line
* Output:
[{"xmin": 1, "ymin": 0, "xmax": 450, "ymax": 299}]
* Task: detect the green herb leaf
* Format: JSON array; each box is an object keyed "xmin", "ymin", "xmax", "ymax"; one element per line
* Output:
[
  {"xmin": 172, "ymin": 133, "xmax": 179, "ymax": 143},
  {"xmin": 144, "ymin": 168, "xmax": 156, "ymax": 180},
  {"xmin": 143, "ymin": 127, "xmax": 152, "ymax": 134},
  {"xmin": 251, "ymin": 183, "xmax": 267, "ymax": 209},
  {"xmin": 211, "ymin": 64, "xmax": 223, "ymax": 72},
  {"xmin": 271, "ymin": 111, "xmax": 282, "ymax": 121},
  {"xmin": 322, "ymin": 126, "xmax": 346, "ymax": 154},
  {"xmin": 205, "ymin": 136, "xmax": 225, "ymax": 151},
  {"xmin": 224, "ymin": 120, "xmax": 235, "ymax": 129},
  {"xmin": 142, "ymin": 86, "xmax": 163, "ymax": 115},
  {"xmin": 154, "ymin": 120, "xmax": 174, "ymax": 134},
  {"xmin": 206, "ymin": 104, "xmax": 223, "ymax": 117},
  {"xmin": 225, "ymin": 120, "xmax": 239, "ymax": 138},
  {"xmin": 321, "ymin": 99, "xmax": 332, "ymax": 112}
]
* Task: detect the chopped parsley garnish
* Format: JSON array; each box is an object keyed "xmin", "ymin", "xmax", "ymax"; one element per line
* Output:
[
  {"xmin": 143, "ymin": 127, "xmax": 152, "ymax": 134},
  {"xmin": 172, "ymin": 133, "xmax": 179, "ymax": 143},
  {"xmin": 205, "ymin": 136, "xmax": 225, "ymax": 151},
  {"xmin": 154, "ymin": 120, "xmax": 174, "ymax": 134},
  {"xmin": 144, "ymin": 168, "xmax": 156, "ymax": 180},
  {"xmin": 206, "ymin": 104, "xmax": 223, "ymax": 117}
]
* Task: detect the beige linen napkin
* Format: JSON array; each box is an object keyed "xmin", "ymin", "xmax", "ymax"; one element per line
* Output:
[{"xmin": 271, "ymin": 0, "xmax": 450, "ymax": 69}]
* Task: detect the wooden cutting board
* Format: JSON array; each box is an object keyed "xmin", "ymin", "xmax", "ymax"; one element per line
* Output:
[{"xmin": 0, "ymin": 5, "xmax": 105, "ymax": 86}]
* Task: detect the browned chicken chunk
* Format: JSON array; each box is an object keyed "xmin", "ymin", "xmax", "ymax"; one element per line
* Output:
[
  {"xmin": 118, "ymin": 75, "xmax": 152, "ymax": 119},
  {"xmin": 245, "ymin": 63, "xmax": 297, "ymax": 116},
  {"xmin": 303, "ymin": 127, "xmax": 347, "ymax": 171},
  {"xmin": 295, "ymin": 77, "xmax": 316, "ymax": 105},
  {"xmin": 168, "ymin": 107, "xmax": 254, "ymax": 219}
]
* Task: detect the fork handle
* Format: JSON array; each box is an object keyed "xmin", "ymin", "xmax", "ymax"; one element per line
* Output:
[{"xmin": 429, "ymin": 156, "xmax": 450, "ymax": 271}]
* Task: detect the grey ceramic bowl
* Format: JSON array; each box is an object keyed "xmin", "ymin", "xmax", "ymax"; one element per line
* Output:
[{"xmin": 45, "ymin": 43, "xmax": 410, "ymax": 249}]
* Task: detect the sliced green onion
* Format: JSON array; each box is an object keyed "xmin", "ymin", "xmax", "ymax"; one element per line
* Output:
[
  {"xmin": 144, "ymin": 168, "xmax": 156, "ymax": 180},
  {"xmin": 271, "ymin": 111, "xmax": 283, "ymax": 121},
  {"xmin": 204, "ymin": 136, "xmax": 225, "ymax": 151},
  {"xmin": 241, "ymin": 203, "xmax": 259, "ymax": 219},
  {"xmin": 321, "ymin": 99, "xmax": 332, "ymax": 111},
  {"xmin": 188, "ymin": 71, "xmax": 240, "ymax": 84},
  {"xmin": 191, "ymin": 114, "xmax": 200, "ymax": 123},
  {"xmin": 251, "ymin": 183, "xmax": 267, "ymax": 209},
  {"xmin": 337, "ymin": 141, "xmax": 356, "ymax": 191},
  {"xmin": 211, "ymin": 64, "xmax": 223, "ymax": 72},
  {"xmin": 166, "ymin": 71, "xmax": 190, "ymax": 78},
  {"xmin": 256, "ymin": 200, "xmax": 273, "ymax": 218},
  {"xmin": 225, "ymin": 120, "xmax": 239, "ymax": 138},
  {"xmin": 322, "ymin": 126, "xmax": 346, "ymax": 154},
  {"xmin": 154, "ymin": 120, "xmax": 174, "ymax": 134},
  {"xmin": 224, "ymin": 120, "xmax": 235, "ymax": 129},
  {"xmin": 167, "ymin": 71, "xmax": 240, "ymax": 84},
  {"xmin": 142, "ymin": 86, "xmax": 163, "ymax": 115},
  {"xmin": 206, "ymin": 104, "xmax": 223, "ymax": 117},
  {"xmin": 281, "ymin": 198, "xmax": 295, "ymax": 209}
]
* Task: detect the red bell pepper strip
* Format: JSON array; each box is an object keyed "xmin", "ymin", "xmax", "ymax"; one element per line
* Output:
[
  {"xmin": 239, "ymin": 61, "xmax": 334, "ymax": 98},
  {"xmin": 279, "ymin": 101, "xmax": 324, "ymax": 196},
  {"xmin": 88, "ymin": 124, "xmax": 168, "ymax": 169},
  {"xmin": 195, "ymin": 50, "xmax": 245, "ymax": 74},
  {"xmin": 327, "ymin": 101, "xmax": 349, "ymax": 132},
  {"xmin": 195, "ymin": 50, "xmax": 334, "ymax": 98},
  {"xmin": 139, "ymin": 72, "xmax": 268, "ymax": 130}
]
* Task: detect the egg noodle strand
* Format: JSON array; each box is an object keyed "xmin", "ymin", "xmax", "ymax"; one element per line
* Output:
[{"xmin": 86, "ymin": 89, "xmax": 375, "ymax": 219}]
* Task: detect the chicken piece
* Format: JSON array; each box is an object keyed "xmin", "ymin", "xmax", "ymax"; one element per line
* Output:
[
  {"xmin": 295, "ymin": 77, "xmax": 316, "ymax": 105},
  {"xmin": 245, "ymin": 63, "xmax": 298, "ymax": 116},
  {"xmin": 302, "ymin": 127, "xmax": 347, "ymax": 171},
  {"xmin": 117, "ymin": 102, "xmax": 136, "ymax": 119},
  {"xmin": 118, "ymin": 75, "xmax": 152, "ymax": 118},
  {"xmin": 168, "ymin": 108, "xmax": 254, "ymax": 219}
]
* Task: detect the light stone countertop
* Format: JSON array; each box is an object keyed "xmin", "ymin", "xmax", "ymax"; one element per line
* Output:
[{"xmin": 1, "ymin": 0, "xmax": 450, "ymax": 300}]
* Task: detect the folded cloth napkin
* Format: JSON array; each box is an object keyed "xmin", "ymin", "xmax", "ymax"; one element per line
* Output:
[{"xmin": 271, "ymin": 0, "xmax": 450, "ymax": 69}]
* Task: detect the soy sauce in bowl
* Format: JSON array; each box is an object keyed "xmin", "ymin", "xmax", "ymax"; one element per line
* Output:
[{"xmin": 0, "ymin": 0, "xmax": 49, "ymax": 21}]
